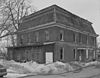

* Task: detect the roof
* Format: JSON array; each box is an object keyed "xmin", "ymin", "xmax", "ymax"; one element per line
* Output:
[{"xmin": 19, "ymin": 5, "xmax": 97, "ymax": 35}]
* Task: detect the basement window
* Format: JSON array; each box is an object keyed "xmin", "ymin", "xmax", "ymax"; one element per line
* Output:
[{"xmin": 60, "ymin": 48, "xmax": 64, "ymax": 60}]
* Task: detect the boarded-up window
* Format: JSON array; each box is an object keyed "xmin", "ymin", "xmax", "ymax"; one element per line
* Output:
[{"xmin": 46, "ymin": 52, "xmax": 53, "ymax": 64}]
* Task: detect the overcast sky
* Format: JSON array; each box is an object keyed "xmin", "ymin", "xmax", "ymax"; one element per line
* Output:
[{"xmin": 31, "ymin": 0, "xmax": 100, "ymax": 36}]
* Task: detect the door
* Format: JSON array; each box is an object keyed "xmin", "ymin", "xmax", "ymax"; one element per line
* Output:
[{"xmin": 45, "ymin": 52, "xmax": 53, "ymax": 64}]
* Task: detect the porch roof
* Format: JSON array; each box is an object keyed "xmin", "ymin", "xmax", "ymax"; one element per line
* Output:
[{"xmin": 7, "ymin": 42, "xmax": 55, "ymax": 49}]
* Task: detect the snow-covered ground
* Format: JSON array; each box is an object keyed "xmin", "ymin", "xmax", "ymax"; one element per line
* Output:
[{"xmin": 0, "ymin": 59, "xmax": 99, "ymax": 78}]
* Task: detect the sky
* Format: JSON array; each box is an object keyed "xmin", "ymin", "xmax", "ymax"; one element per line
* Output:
[{"xmin": 31, "ymin": 0, "xmax": 100, "ymax": 37}]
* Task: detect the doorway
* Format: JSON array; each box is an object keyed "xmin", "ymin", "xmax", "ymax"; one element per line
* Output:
[
  {"xmin": 45, "ymin": 52, "xmax": 53, "ymax": 64},
  {"xmin": 77, "ymin": 49, "xmax": 86, "ymax": 62}
]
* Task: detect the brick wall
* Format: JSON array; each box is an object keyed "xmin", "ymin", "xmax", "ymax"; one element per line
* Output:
[
  {"xmin": 17, "ymin": 26, "xmax": 96, "ymax": 47},
  {"xmin": 54, "ymin": 43, "xmax": 74, "ymax": 62}
]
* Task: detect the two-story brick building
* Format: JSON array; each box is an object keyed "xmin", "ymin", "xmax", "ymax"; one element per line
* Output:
[{"xmin": 7, "ymin": 5, "xmax": 98, "ymax": 63}]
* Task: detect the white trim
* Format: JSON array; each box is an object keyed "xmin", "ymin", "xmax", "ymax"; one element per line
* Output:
[
  {"xmin": 63, "ymin": 47, "xmax": 64, "ymax": 60},
  {"xmin": 60, "ymin": 30, "xmax": 64, "ymax": 41},
  {"xmin": 86, "ymin": 49, "xmax": 88, "ymax": 58},
  {"xmin": 43, "ymin": 42, "xmax": 55, "ymax": 45},
  {"xmin": 94, "ymin": 50, "xmax": 96, "ymax": 58},
  {"xmin": 77, "ymin": 48, "xmax": 87, "ymax": 50}
]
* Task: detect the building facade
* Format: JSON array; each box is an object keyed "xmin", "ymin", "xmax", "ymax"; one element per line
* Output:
[{"xmin": 7, "ymin": 5, "xmax": 98, "ymax": 63}]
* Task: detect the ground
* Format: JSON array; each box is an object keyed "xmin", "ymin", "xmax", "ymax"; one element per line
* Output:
[
  {"xmin": 4, "ymin": 66, "xmax": 100, "ymax": 78},
  {"xmin": 18, "ymin": 66, "xmax": 100, "ymax": 78},
  {"xmin": 1, "ymin": 60, "xmax": 100, "ymax": 78}
]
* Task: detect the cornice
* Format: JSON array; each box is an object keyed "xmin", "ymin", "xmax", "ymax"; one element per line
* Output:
[{"xmin": 17, "ymin": 22, "xmax": 98, "ymax": 37}]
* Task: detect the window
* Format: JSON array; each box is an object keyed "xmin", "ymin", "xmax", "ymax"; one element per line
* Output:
[
  {"xmin": 73, "ymin": 33, "xmax": 76, "ymax": 42},
  {"xmin": 86, "ymin": 36, "xmax": 88, "ymax": 44},
  {"xmin": 36, "ymin": 32, "xmax": 39, "ymax": 42},
  {"xmin": 20, "ymin": 35, "xmax": 24, "ymax": 45},
  {"xmin": 73, "ymin": 49, "xmax": 76, "ymax": 60},
  {"xmin": 45, "ymin": 31, "xmax": 49, "ymax": 41},
  {"xmin": 35, "ymin": 32, "xmax": 39, "ymax": 42},
  {"xmin": 60, "ymin": 30, "xmax": 64, "ymax": 41},
  {"xmin": 60, "ymin": 48, "xmax": 64, "ymax": 60},
  {"xmin": 92, "ymin": 37, "xmax": 96, "ymax": 46},
  {"xmin": 79, "ymin": 33, "xmax": 82, "ymax": 43},
  {"xmin": 94, "ymin": 37, "xmax": 96, "ymax": 46},
  {"xmin": 82, "ymin": 34, "xmax": 88, "ymax": 44},
  {"xmin": 27, "ymin": 33, "xmax": 31, "ymax": 44}
]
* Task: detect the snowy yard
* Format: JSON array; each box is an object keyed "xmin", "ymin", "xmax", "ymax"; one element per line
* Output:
[{"xmin": 0, "ymin": 59, "xmax": 99, "ymax": 78}]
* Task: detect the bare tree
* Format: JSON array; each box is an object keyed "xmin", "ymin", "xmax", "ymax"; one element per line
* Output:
[{"xmin": 0, "ymin": 0, "xmax": 36, "ymax": 46}]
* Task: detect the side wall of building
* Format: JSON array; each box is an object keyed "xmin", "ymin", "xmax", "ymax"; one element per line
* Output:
[
  {"xmin": 8, "ymin": 26, "xmax": 96, "ymax": 63},
  {"xmin": 17, "ymin": 26, "xmax": 96, "ymax": 47}
]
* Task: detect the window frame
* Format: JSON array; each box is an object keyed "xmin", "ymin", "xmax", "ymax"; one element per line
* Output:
[
  {"xmin": 60, "ymin": 30, "xmax": 64, "ymax": 41},
  {"xmin": 45, "ymin": 30, "xmax": 49, "ymax": 41},
  {"xmin": 60, "ymin": 47, "xmax": 64, "ymax": 60}
]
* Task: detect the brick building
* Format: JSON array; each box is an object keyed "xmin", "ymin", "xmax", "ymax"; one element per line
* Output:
[{"xmin": 7, "ymin": 5, "xmax": 98, "ymax": 63}]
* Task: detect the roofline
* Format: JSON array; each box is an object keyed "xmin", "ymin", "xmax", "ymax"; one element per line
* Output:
[
  {"xmin": 22, "ymin": 5, "xmax": 55, "ymax": 22},
  {"xmin": 21, "ymin": 4, "xmax": 92, "ymax": 25}
]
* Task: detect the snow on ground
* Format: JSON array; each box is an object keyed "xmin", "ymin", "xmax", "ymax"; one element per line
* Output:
[
  {"xmin": 0, "ymin": 60, "xmax": 75, "ymax": 75},
  {"xmin": 4, "ymin": 73, "xmax": 27, "ymax": 78},
  {"xmin": 0, "ymin": 59, "xmax": 100, "ymax": 77}
]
